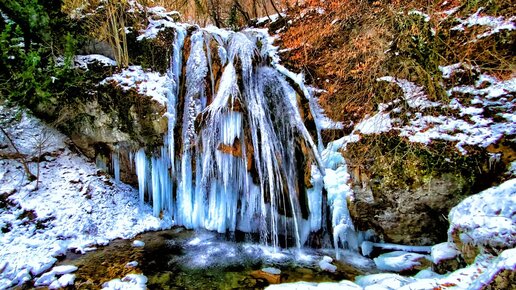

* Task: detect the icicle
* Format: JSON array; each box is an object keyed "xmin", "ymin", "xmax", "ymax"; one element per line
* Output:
[
  {"xmin": 167, "ymin": 24, "xmax": 187, "ymax": 174},
  {"xmin": 128, "ymin": 151, "xmax": 134, "ymax": 171},
  {"xmin": 112, "ymin": 149, "xmax": 120, "ymax": 183},
  {"xmin": 134, "ymin": 149, "xmax": 147, "ymax": 206}
]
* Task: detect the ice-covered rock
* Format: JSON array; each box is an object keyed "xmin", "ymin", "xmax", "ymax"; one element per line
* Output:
[
  {"xmin": 448, "ymin": 178, "xmax": 516, "ymax": 259},
  {"xmin": 102, "ymin": 274, "xmax": 148, "ymax": 290},
  {"xmin": 34, "ymin": 271, "xmax": 57, "ymax": 287},
  {"xmin": 49, "ymin": 274, "xmax": 75, "ymax": 289}
]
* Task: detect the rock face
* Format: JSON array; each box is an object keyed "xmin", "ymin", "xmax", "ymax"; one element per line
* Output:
[
  {"xmin": 349, "ymin": 172, "xmax": 468, "ymax": 245},
  {"xmin": 46, "ymin": 83, "xmax": 167, "ymax": 185}
]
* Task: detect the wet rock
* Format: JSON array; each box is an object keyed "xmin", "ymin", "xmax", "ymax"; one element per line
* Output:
[{"xmin": 251, "ymin": 269, "xmax": 281, "ymax": 284}]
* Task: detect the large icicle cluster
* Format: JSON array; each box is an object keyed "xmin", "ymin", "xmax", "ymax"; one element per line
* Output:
[{"xmin": 132, "ymin": 26, "xmax": 332, "ymax": 248}]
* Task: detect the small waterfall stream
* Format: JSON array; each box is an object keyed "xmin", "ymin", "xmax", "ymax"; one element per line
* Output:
[{"xmin": 129, "ymin": 25, "xmax": 353, "ymax": 252}]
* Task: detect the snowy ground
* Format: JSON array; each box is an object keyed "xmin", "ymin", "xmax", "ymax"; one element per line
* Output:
[{"xmin": 0, "ymin": 105, "xmax": 173, "ymax": 288}]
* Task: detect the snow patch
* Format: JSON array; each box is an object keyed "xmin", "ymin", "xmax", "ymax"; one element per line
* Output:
[
  {"xmin": 431, "ymin": 242, "xmax": 459, "ymax": 264},
  {"xmin": 374, "ymin": 251, "xmax": 428, "ymax": 272},
  {"xmin": 102, "ymin": 274, "xmax": 148, "ymax": 290},
  {"xmin": 451, "ymin": 8, "xmax": 516, "ymax": 39},
  {"xmin": 132, "ymin": 240, "xmax": 145, "ymax": 247},
  {"xmin": 101, "ymin": 66, "xmax": 172, "ymax": 106}
]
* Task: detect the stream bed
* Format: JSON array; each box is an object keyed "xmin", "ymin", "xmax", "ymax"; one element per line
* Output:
[{"xmin": 52, "ymin": 227, "xmax": 377, "ymax": 289}]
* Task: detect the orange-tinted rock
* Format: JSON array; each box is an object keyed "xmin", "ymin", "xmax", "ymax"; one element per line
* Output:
[
  {"xmin": 217, "ymin": 139, "xmax": 243, "ymax": 157},
  {"xmin": 250, "ymin": 270, "xmax": 281, "ymax": 284}
]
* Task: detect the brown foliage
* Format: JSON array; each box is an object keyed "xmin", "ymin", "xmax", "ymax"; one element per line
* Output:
[{"xmin": 278, "ymin": 0, "xmax": 394, "ymax": 124}]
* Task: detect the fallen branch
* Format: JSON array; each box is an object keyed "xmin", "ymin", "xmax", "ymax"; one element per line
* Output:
[{"xmin": 0, "ymin": 126, "xmax": 36, "ymax": 181}]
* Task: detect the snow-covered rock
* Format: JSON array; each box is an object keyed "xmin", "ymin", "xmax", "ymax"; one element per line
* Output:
[
  {"xmin": 431, "ymin": 242, "xmax": 459, "ymax": 264},
  {"xmin": 100, "ymin": 66, "xmax": 172, "ymax": 106},
  {"xmin": 49, "ymin": 274, "xmax": 75, "ymax": 289},
  {"xmin": 448, "ymin": 178, "xmax": 516, "ymax": 249},
  {"xmin": 355, "ymin": 273, "xmax": 415, "ymax": 289},
  {"xmin": 50, "ymin": 265, "xmax": 78, "ymax": 275},
  {"xmin": 318, "ymin": 256, "xmax": 337, "ymax": 272},
  {"xmin": 102, "ymin": 274, "xmax": 148, "ymax": 290},
  {"xmin": 373, "ymin": 251, "xmax": 429, "ymax": 272}
]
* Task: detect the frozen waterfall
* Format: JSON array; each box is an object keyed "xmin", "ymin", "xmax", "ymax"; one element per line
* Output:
[{"xmin": 131, "ymin": 26, "xmax": 354, "ymax": 250}]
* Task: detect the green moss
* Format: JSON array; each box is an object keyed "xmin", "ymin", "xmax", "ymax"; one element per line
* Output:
[
  {"xmin": 97, "ymin": 84, "xmax": 166, "ymax": 149},
  {"xmin": 346, "ymin": 135, "xmax": 482, "ymax": 194}
]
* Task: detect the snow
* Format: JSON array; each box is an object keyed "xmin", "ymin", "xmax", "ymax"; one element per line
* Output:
[
  {"xmin": 132, "ymin": 240, "xmax": 145, "ymax": 247},
  {"xmin": 267, "ymin": 280, "xmax": 363, "ymax": 290},
  {"xmin": 373, "ymin": 251, "xmax": 428, "ymax": 272},
  {"xmin": 49, "ymin": 274, "xmax": 75, "ymax": 289},
  {"xmin": 0, "ymin": 105, "xmax": 172, "ymax": 288},
  {"xmin": 355, "ymin": 273, "xmax": 415, "ymax": 289},
  {"xmin": 126, "ymin": 261, "xmax": 138, "ymax": 268},
  {"xmin": 439, "ymin": 63, "xmax": 472, "ymax": 79},
  {"xmin": 509, "ymin": 161, "xmax": 516, "ymax": 175},
  {"xmin": 50, "ymin": 265, "xmax": 78, "ymax": 275},
  {"xmin": 262, "ymin": 267, "xmax": 281, "ymax": 275},
  {"xmin": 431, "ymin": 242, "xmax": 459, "ymax": 264},
  {"xmin": 308, "ymin": 87, "xmax": 344, "ymax": 130},
  {"xmin": 135, "ymin": 6, "xmax": 182, "ymax": 41},
  {"xmin": 255, "ymin": 13, "xmax": 286, "ymax": 25},
  {"xmin": 409, "ymin": 10, "xmax": 430, "ymax": 22},
  {"xmin": 319, "ymin": 256, "xmax": 337, "ymax": 272},
  {"xmin": 448, "ymin": 178, "xmax": 516, "ymax": 249},
  {"xmin": 355, "ymin": 112, "xmax": 392, "ymax": 134},
  {"xmin": 102, "ymin": 274, "xmax": 148, "ymax": 290},
  {"xmin": 100, "ymin": 66, "xmax": 172, "ymax": 106},
  {"xmin": 355, "ymin": 73, "xmax": 516, "ymax": 154},
  {"xmin": 469, "ymin": 248, "xmax": 516, "ymax": 289},
  {"xmin": 451, "ymin": 8, "xmax": 516, "ymax": 39},
  {"xmin": 361, "ymin": 242, "xmax": 431, "ymax": 255},
  {"xmin": 75, "ymin": 54, "xmax": 117, "ymax": 69},
  {"xmin": 377, "ymin": 77, "xmax": 439, "ymax": 109},
  {"xmin": 297, "ymin": 246, "xmax": 516, "ymax": 290}
]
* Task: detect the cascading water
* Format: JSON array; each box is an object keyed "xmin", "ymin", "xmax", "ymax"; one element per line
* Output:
[{"xmin": 132, "ymin": 25, "xmax": 355, "ymax": 251}]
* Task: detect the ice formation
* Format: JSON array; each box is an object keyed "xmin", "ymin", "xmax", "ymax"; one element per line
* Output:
[{"xmin": 130, "ymin": 27, "xmax": 332, "ymax": 248}]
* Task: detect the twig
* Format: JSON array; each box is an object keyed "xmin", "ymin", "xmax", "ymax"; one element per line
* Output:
[{"xmin": 0, "ymin": 126, "xmax": 36, "ymax": 181}]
